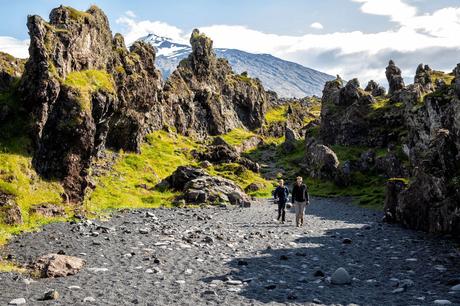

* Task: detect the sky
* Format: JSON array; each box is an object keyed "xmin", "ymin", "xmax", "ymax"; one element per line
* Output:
[{"xmin": 1, "ymin": 0, "xmax": 460, "ymax": 86}]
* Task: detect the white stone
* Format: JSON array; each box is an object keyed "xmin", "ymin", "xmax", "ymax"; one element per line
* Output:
[
  {"xmin": 451, "ymin": 284, "xmax": 460, "ymax": 291},
  {"xmin": 9, "ymin": 298, "xmax": 26, "ymax": 305}
]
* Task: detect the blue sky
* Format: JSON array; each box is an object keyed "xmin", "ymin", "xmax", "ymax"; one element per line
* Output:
[{"xmin": 1, "ymin": 0, "xmax": 460, "ymax": 85}]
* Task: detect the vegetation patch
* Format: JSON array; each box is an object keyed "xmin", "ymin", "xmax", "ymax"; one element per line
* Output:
[
  {"xmin": 265, "ymin": 105, "xmax": 287, "ymax": 123},
  {"xmin": 63, "ymin": 70, "xmax": 115, "ymax": 112},
  {"xmin": 430, "ymin": 70, "xmax": 455, "ymax": 85},
  {"xmin": 220, "ymin": 128, "xmax": 257, "ymax": 147}
]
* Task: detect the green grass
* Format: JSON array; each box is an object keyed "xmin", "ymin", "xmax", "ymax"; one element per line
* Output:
[
  {"xmin": 265, "ymin": 105, "xmax": 288, "ymax": 123},
  {"xmin": 0, "ymin": 135, "xmax": 66, "ymax": 246},
  {"xmin": 220, "ymin": 128, "xmax": 257, "ymax": 147},
  {"xmin": 84, "ymin": 131, "xmax": 198, "ymax": 214},
  {"xmin": 306, "ymin": 175, "xmax": 386, "ymax": 210},
  {"xmin": 63, "ymin": 70, "xmax": 115, "ymax": 112}
]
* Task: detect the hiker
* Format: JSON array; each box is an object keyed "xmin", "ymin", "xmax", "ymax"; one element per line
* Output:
[
  {"xmin": 273, "ymin": 179, "xmax": 289, "ymax": 224},
  {"xmin": 292, "ymin": 176, "xmax": 309, "ymax": 227}
]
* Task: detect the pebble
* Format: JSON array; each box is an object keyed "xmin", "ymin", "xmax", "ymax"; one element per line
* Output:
[
  {"xmin": 451, "ymin": 284, "xmax": 460, "ymax": 291},
  {"xmin": 226, "ymin": 279, "xmax": 243, "ymax": 285},
  {"xmin": 313, "ymin": 270, "xmax": 325, "ymax": 277},
  {"xmin": 392, "ymin": 288, "xmax": 405, "ymax": 293},
  {"xmin": 331, "ymin": 267, "xmax": 352, "ymax": 285},
  {"xmin": 433, "ymin": 300, "xmax": 452, "ymax": 305},
  {"xmin": 8, "ymin": 298, "xmax": 26, "ymax": 305},
  {"xmin": 68, "ymin": 286, "xmax": 81, "ymax": 290},
  {"xmin": 43, "ymin": 290, "xmax": 59, "ymax": 300},
  {"xmin": 83, "ymin": 297, "xmax": 96, "ymax": 303},
  {"xmin": 87, "ymin": 267, "xmax": 109, "ymax": 273},
  {"xmin": 342, "ymin": 238, "xmax": 353, "ymax": 244},
  {"xmin": 139, "ymin": 228, "xmax": 149, "ymax": 234}
]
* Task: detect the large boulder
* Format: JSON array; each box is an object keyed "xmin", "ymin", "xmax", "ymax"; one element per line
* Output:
[
  {"xmin": 164, "ymin": 166, "xmax": 252, "ymax": 206},
  {"xmin": 303, "ymin": 138, "xmax": 340, "ymax": 180},
  {"xmin": 30, "ymin": 254, "xmax": 85, "ymax": 278},
  {"xmin": 163, "ymin": 29, "xmax": 267, "ymax": 138},
  {"xmin": 283, "ymin": 126, "xmax": 300, "ymax": 153},
  {"xmin": 194, "ymin": 137, "xmax": 260, "ymax": 173}
]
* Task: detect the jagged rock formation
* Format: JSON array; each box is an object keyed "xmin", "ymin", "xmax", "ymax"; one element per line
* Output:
[
  {"xmin": 385, "ymin": 60, "xmax": 405, "ymax": 96},
  {"xmin": 414, "ymin": 64, "xmax": 434, "ymax": 93},
  {"xmin": 163, "ymin": 29, "xmax": 267, "ymax": 138},
  {"xmin": 319, "ymin": 76, "xmax": 404, "ymax": 147},
  {"xmin": 364, "ymin": 80, "xmax": 386, "ymax": 97},
  {"xmin": 163, "ymin": 166, "xmax": 252, "ymax": 206},
  {"xmin": 19, "ymin": 6, "xmax": 163, "ymax": 202},
  {"xmin": 384, "ymin": 66, "xmax": 460, "ymax": 233}
]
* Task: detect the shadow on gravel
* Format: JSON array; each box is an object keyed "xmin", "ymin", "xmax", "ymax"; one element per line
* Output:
[{"xmin": 201, "ymin": 224, "xmax": 460, "ymax": 305}]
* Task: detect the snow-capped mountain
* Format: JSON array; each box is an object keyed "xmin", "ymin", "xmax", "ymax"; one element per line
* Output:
[{"xmin": 140, "ymin": 33, "xmax": 334, "ymax": 98}]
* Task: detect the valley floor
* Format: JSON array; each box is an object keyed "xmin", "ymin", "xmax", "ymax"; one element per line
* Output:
[{"xmin": 0, "ymin": 198, "xmax": 459, "ymax": 305}]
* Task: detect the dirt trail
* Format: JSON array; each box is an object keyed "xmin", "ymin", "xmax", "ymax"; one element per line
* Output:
[{"xmin": 1, "ymin": 198, "xmax": 459, "ymax": 305}]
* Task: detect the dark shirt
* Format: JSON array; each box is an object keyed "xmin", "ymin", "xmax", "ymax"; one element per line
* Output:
[
  {"xmin": 274, "ymin": 186, "xmax": 289, "ymax": 204},
  {"xmin": 292, "ymin": 183, "xmax": 309, "ymax": 203}
]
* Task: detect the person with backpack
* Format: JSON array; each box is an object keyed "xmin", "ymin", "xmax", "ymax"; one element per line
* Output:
[
  {"xmin": 292, "ymin": 176, "xmax": 309, "ymax": 227},
  {"xmin": 273, "ymin": 179, "xmax": 289, "ymax": 224}
]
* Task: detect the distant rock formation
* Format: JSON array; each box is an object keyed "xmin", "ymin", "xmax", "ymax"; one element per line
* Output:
[
  {"xmin": 364, "ymin": 80, "xmax": 386, "ymax": 97},
  {"xmin": 163, "ymin": 29, "xmax": 267, "ymax": 138},
  {"xmin": 385, "ymin": 60, "xmax": 405, "ymax": 96}
]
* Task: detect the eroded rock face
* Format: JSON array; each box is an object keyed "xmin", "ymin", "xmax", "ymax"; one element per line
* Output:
[
  {"xmin": 0, "ymin": 52, "xmax": 24, "ymax": 91},
  {"xmin": 30, "ymin": 254, "xmax": 85, "ymax": 278},
  {"xmin": 385, "ymin": 60, "xmax": 405, "ymax": 96},
  {"xmin": 384, "ymin": 69, "xmax": 460, "ymax": 233},
  {"xmin": 163, "ymin": 29, "xmax": 267, "ymax": 138},
  {"xmin": 20, "ymin": 6, "xmax": 163, "ymax": 202},
  {"xmin": 164, "ymin": 166, "xmax": 252, "ymax": 206}
]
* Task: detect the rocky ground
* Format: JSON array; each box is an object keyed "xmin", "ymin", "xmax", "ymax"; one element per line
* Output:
[{"xmin": 1, "ymin": 198, "xmax": 459, "ymax": 306}]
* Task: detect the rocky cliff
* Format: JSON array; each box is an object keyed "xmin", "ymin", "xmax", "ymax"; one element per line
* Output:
[
  {"xmin": 309, "ymin": 58, "xmax": 459, "ymax": 234},
  {"xmin": 19, "ymin": 6, "xmax": 163, "ymax": 202},
  {"xmin": 163, "ymin": 29, "xmax": 267, "ymax": 138},
  {"xmin": 385, "ymin": 64, "xmax": 460, "ymax": 233}
]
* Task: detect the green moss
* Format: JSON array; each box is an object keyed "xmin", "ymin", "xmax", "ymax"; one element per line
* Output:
[
  {"xmin": 63, "ymin": 70, "xmax": 115, "ymax": 112},
  {"xmin": 235, "ymin": 72, "xmax": 256, "ymax": 86},
  {"xmin": 430, "ymin": 70, "xmax": 455, "ymax": 85},
  {"xmin": 371, "ymin": 97, "xmax": 391, "ymax": 110},
  {"xmin": 64, "ymin": 6, "xmax": 91, "ymax": 21},
  {"xmin": 115, "ymin": 65, "xmax": 126, "ymax": 74}
]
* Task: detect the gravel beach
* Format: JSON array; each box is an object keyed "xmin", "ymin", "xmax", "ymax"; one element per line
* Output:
[{"xmin": 1, "ymin": 198, "xmax": 459, "ymax": 305}]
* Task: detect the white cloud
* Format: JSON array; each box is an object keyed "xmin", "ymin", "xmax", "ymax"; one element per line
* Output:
[
  {"xmin": 310, "ymin": 22, "xmax": 324, "ymax": 30},
  {"xmin": 125, "ymin": 10, "xmax": 136, "ymax": 18},
  {"xmin": 352, "ymin": 0, "xmax": 417, "ymax": 22},
  {"xmin": 0, "ymin": 36, "xmax": 29, "ymax": 58},
  {"xmin": 116, "ymin": 16, "xmax": 187, "ymax": 45}
]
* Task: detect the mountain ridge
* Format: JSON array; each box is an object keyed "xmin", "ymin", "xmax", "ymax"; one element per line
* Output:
[{"xmin": 141, "ymin": 33, "xmax": 334, "ymax": 98}]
